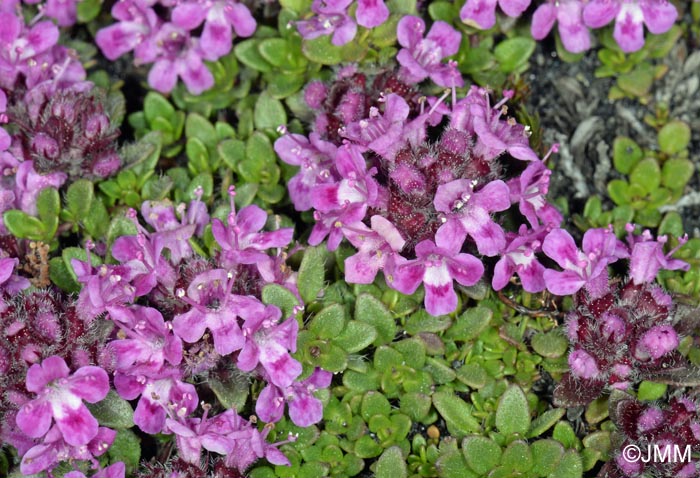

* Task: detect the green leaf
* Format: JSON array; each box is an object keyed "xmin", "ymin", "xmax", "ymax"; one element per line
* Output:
[
  {"xmin": 298, "ymin": 245, "xmax": 327, "ymax": 303},
  {"xmin": 361, "ymin": 391, "xmax": 392, "ymax": 421},
  {"xmin": 462, "ymin": 436, "xmax": 502, "ymax": 475},
  {"xmin": 432, "ymin": 391, "xmax": 481, "ymax": 438},
  {"xmin": 530, "ymin": 439, "xmax": 564, "ymax": 476},
  {"xmin": 83, "ymin": 199, "xmax": 110, "ymax": 238},
  {"xmin": 108, "ymin": 429, "xmax": 141, "ymax": 474},
  {"xmin": 446, "ymin": 307, "xmax": 492, "ymax": 341},
  {"xmin": 531, "ymin": 330, "xmax": 569, "ymax": 358},
  {"xmin": 186, "ymin": 137, "xmax": 211, "ymax": 174},
  {"xmin": 186, "ymin": 113, "xmax": 218, "ymax": 149},
  {"xmin": 435, "ymin": 451, "xmax": 478, "ymax": 478},
  {"xmin": 262, "ymin": 284, "xmax": 300, "ymax": 318},
  {"xmin": 209, "ymin": 375, "xmax": 250, "ymax": 410},
  {"xmin": 254, "ymin": 92, "xmax": 287, "ymax": 130},
  {"xmin": 494, "ymin": 37, "xmax": 536, "ymax": 73},
  {"xmin": 550, "ymin": 450, "xmax": 582, "ymax": 478},
  {"xmin": 428, "ymin": 1, "xmax": 455, "ymax": 21},
  {"xmin": 3, "ymin": 210, "xmax": 46, "ymax": 240},
  {"xmin": 66, "ymin": 180, "xmax": 94, "ymax": 219},
  {"xmin": 240, "ymin": 132, "xmax": 275, "ymax": 182},
  {"xmin": 258, "ymin": 38, "xmax": 290, "ymax": 67},
  {"xmin": 50, "ymin": 256, "xmax": 80, "ymax": 292},
  {"xmin": 334, "ymin": 320, "xmax": 377, "ymax": 353},
  {"xmin": 608, "ymin": 179, "xmax": 631, "ymax": 205},
  {"xmin": 501, "ymin": 440, "xmax": 533, "ymax": 472},
  {"xmin": 106, "ymin": 216, "xmax": 138, "ymax": 249},
  {"xmin": 617, "ymin": 63, "xmax": 654, "ymax": 98},
  {"xmin": 637, "ymin": 381, "xmax": 667, "ymax": 401},
  {"xmin": 86, "ymin": 390, "xmax": 134, "ymax": 429},
  {"xmin": 37, "ymin": 187, "xmax": 60, "ymax": 237},
  {"xmin": 235, "ymin": 39, "xmax": 273, "ymax": 72},
  {"xmin": 309, "ymin": 304, "xmax": 346, "ymax": 339},
  {"xmin": 144, "ymin": 91, "xmax": 176, "ymax": 124},
  {"xmin": 302, "ymin": 35, "xmax": 344, "ymax": 65},
  {"xmin": 456, "ymin": 363, "xmax": 488, "ymax": 388},
  {"xmin": 630, "ymin": 158, "xmax": 661, "ymax": 193},
  {"xmin": 219, "ymin": 138, "xmax": 246, "ymax": 169},
  {"xmin": 355, "ymin": 293, "xmax": 396, "ymax": 346},
  {"xmin": 613, "ymin": 136, "xmax": 643, "ymax": 174},
  {"xmin": 662, "ymin": 158, "xmax": 694, "ymax": 190},
  {"xmin": 496, "ymin": 385, "xmax": 530, "ymax": 436},
  {"xmin": 527, "ymin": 408, "xmax": 566, "ymax": 438},
  {"xmin": 658, "ymin": 120, "xmax": 691, "ymax": 155},
  {"xmin": 658, "ymin": 211, "xmax": 684, "ymax": 238},
  {"xmin": 399, "ymin": 392, "xmax": 432, "ymax": 421},
  {"xmin": 552, "ymin": 422, "xmax": 579, "ymax": 449},
  {"xmin": 77, "ymin": 0, "xmax": 101, "ymax": 23},
  {"xmin": 375, "ymin": 447, "xmax": 407, "ymax": 478}
]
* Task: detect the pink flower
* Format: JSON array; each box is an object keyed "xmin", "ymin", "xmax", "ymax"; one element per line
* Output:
[
  {"xmin": 388, "ymin": 235, "xmax": 484, "ymax": 316},
  {"xmin": 64, "ymin": 462, "xmax": 126, "ymax": 478},
  {"xmin": 172, "ymin": 269, "xmax": 257, "ymax": 356},
  {"xmin": 296, "ymin": 0, "xmax": 357, "ymax": 46},
  {"xmin": 531, "ymin": 0, "xmax": 591, "ymax": 53},
  {"xmin": 343, "ymin": 215, "xmax": 406, "ymax": 285},
  {"xmin": 460, "ymin": 0, "xmax": 531, "ymax": 29},
  {"xmin": 166, "ymin": 408, "xmax": 238, "ymax": 464},
  {"xmin": 237, "ymin": 304, "xmax": 303, "ymax": 388},
  {"xmin": 396, "ymin": 16, "xmax": 463, "ymax": 88},
  {"xmin": 492, "ymin": 225, "xmax": 548, "ymax": 293},
  {"xmin": 256, "ymin": 368, "xmax": 332, "ymax": 426},
  {"xmin": 625, "ymin": 224, "xmax": 689, "ymax": 285},
  {"xmin": 16, "ymin": 356, "xmax": 109, "ymax": 446},
  {"xmin": 433, "ymin": 178, "xmax": 511, "ymax": 257},
  {"xmin": 568, "ymin": 349, "xmax": 600, "ymax": 379},
  {"xmin": 508, "ymin": 158, "xmax": 563, "ymax": 228},
  {"xmin": 542, "ymin": 227, "xmax": 628, "ymax": 297},
  {"xmin": 583, "ymin": 0, "xmax": 678, "ymax": 53}
]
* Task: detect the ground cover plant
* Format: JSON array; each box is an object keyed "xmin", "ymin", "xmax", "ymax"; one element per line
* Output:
[{"xmin": 0, "ymin": 0, "xmax": 699, "ymax": 477}]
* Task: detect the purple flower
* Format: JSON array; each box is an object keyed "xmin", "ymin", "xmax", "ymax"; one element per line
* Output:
[
  {"xmin": 508, "ymin": 158, "xmax": 562, "ymax": 228},
  {"xmin": 0, "ymin": 256, "xmax": 30, "ymax": 295},
  {"xmin": 274, "ymin": 132, "xmax": 337, "ymax": 211},
  {"xmin": 256, "ymin": 368, "xmax": 332, "ymax": 426},
  {"xmin": 225, "ymin": 421, "xmax": 292, "ymax": 472},
  {"xmin": 542, "ymin": 227, "xmax": 628, "ymax": 297},
  {"xmin": 212, "ymin": 189, "xmax": 294, "ymax": 278},
  {"xmin": 66, "ymin": 463, "xmax": 126, "ymax": 478},
  {"xmin": 296, "ymin": 0, "xmax": 357, "ymax": 46},
  {"xmin": 95, "ymin": 0, "xmax": 159, "ymax": 62},
  {"xmin": 433, "ymin": 178, "xmax": 511, "ymax": 257},
  {"xmin": 355, "ymin": 0, "xmax": 389, "ymax": 28},
  {"xmin": 114, "ymin": 374, "xmax": 197, "ymax": 434},
  {"xmin": 343, "ymin": 215, "xmax": 406, "ymax": 284},
  {"xmin": 16, "ymin": 356, "xmax": 109, "ymax": 446},
  {"xmin": 238, "ymin": 304, "xmax": 302, "ymax": 388},
  {"xmin": 144, "ymin": 23, "xmax": 214, "ymax": 94},
  {"xmin": 172, "ymin": 269, "xmax": 260, "ymax": 355},
  {"xmin": 568, "ymin": 349, "xmax": 600, "ymax": 379},
  {"xmin": 141, "ymin": 197, "xmax": 209, "ymax": 263},
  {"xmin": 492, "ymin": 225, "xmax": 548, "ymax": 293},
  {"xmin": 625, "ymin": 224, "xmax": 689, "ymax": 285},
  {"xmin": 635, "ymin": 325, "xmax": 679, "ymax": 361},
  {"xmin": 0, "ymin": 13, "xmax": 59, "ymax": 89},
  {"xmin": 106, "ymin": 305, "xmax": 182, "ymax": 376},
  {"xmin": 583, "ymin": 0, "xmax": 678, "ymax": 53},
  {"xmin": 531, "ymin": 0, "xmax": 591, "ymax": 53},
  {"xmin": 166, "ymin": 408, "xmax": 237, "ymax": 464},
  {"xmin": 20, "ymin": 425, "xmax": 116, "ymax": 475},
  {"xmin": 341, "ymin": 93, "xmax": 411, "ymax": 160},
  {"xmin": 172, "ymin": 0, "xmax": 256, "ymax": 60},
  {"xmin": 460, "ymin": 0, "xmax": 532, "ymax": 29},
  {"xmin": 388, "ymin": 235, "xmax": 484, "ymax": 316},
  {"xmin": 396, "ymin": 16, "xmax": 464, "ymax": 88},
  {"xmin": 14, "ymin": 163, "xmax": 67, "ymax": 216}
]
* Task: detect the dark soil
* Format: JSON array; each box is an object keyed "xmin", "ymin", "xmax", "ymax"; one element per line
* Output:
[{"xmin": 525, "ymin": 39, "xmax": 700, "ymax": 235}]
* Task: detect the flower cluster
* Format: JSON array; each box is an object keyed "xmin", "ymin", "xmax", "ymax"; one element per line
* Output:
[
  {"xmin": 461, "ymin": 0, "xmax": 679, "ymax": 53},
  {"xmin": 61, "ymin": 190, "xmax": 326, "ymax": 474},
  {"xmin": 96, "ymin": 0, "xmax": 257, "ymax": 94},
  {"xmin": 296, "ymin": 0, "xmax": 389, "ymax": 46},
  {"xmin": 0, "ymin": 0, "xmax": 82, "ymax": 26},
  {"xmin": 277, "ymin": 54, "xmax": 564, "ymax": 315},
  {"xmin": 554, "ymin": 280, "xmax": 688, "ymax": 407},
  {"xmin": 601, "ymin": 395, "xmax": 700, "ymax": 478}
]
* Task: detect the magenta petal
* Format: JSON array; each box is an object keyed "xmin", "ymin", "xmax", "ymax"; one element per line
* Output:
[
  {"xmin": 179, "ymin": 54, "xmax": 214, "ymax": 95},
  {"xmin": 448, "ymin": 253, "xmax": 484, "ymax": 286},
  {"xmin": 518, "ymin": 261, "xmax": 547, "ymax": 293},
  {"xmin": 16, "ymin": 400, "xmax": 52, "ymax": 438},
  {"xmin": 236, "ymin": 342, "xmax": 260, "ymax": 372},
  {"xmin": 68, "ymin": 366, "xmax": 109, "ymax": 403},
  {"xmin": 20, "ymin": 443, "xmax": 57, "ymax": 475},
  {"xmin": 583, "ymin": 0, "xmax": 619, "ymax": 28},
  {"xmin": 542, "ymin": 229, "xmax": 579, "ymax": 269},
  {"xmin": 355, "ymin": 0, "xmax": 389, "ymax": 28},
  {"xmin": 26, "ymin": 356, "xmax": 70, "ymax": 392},
  {"xmin": 331, "ymin": 18, "xmax": 357, "ymax": 46},
  {"xmin": 237, "ymin": 205, "xmax": 268, "ymax": 234},
  {"xmin": 424, "ymin": 280, "xmax": 457, "ymax": 316},
  {"xmin": 55, "ymin": 403, "xmax": 99, "ymax": 446},
  {"xmin": 256, "ymin": 384, "xmax": 285, "ymax": 423},
  {"xmin": 397, "ymin": 15, "xmax": 425, "ymax": 48},
  {"xmin": 289, "ymin": 393, "xmax": 323, "ymax": 427},
  {"xmin": 614, "ymin": 6, "xmax": 645, "ymax": 53},
  {"xmin": 426, "ymin": 21, "xmax": 462, "ymax": 56},
  {"xmin": 226, "ymin": 2, "xmax": 257, "ymax": 37},
  {"xmin": 211, "ymin": 318, "xmax": 245, "ymax": 356},
  {"xmin": 96, "ymin": 22, "xmax": 144, "ymax": 60},
  {"xmin": 148, "ymin": 60, "xmax": 178, "ymax": 94},
  {"xmin": 134, "ymin": 396, "xmax": 166, "ymax": 434},
  {"xmin": 264, "ymin": 353, "xmax": 303, "ymax": 388},
  {"xmin": 171, "ymin": 3, "xmax": 207, "ymax": 30},
  {"xmin": 543, "ymin": 269, "xmax": 586, "ymax": 296},
  {"xmin": 391, "ymin": 260, "xmax": 424, "ymax": 294},
  {"xmin": 345, "ymin": 252, "xmax": 380, "ymax": 284},
  {"xmin": 27, "ymin": 21, "xmax": 60, "ymax": 54},
  {"xmin": 498, "ymin": 0, "xmax": 531, "ymax": 17},
  {"xmin": 201, "ymin": 16, "xmax": 233, "ymax": 59},
  {"xmin": 641, "ymin": 0, "xmax": 677, "ymax": 34},
  {"xmin": 173, "ymin": 309, "xmax": 208, "ymax": 343},
  {"xmin": 531, "ymin": 3, "xmax": 556, "ymax": 39},
  {"xmin": 460, "ymin": 0, "xmax": 498, "ymax": 29},
  {"xmin": 492, "ymin": 257, "xmax": 514, "ymax": 290}
]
